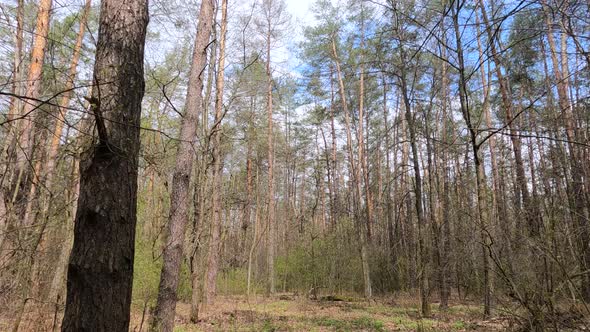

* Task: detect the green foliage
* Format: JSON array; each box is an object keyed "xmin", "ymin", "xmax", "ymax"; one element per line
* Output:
[
  {"xmin": 132, "ymin": 238, "xmax": 162, "ymax": 306},
  {"xmin": 275, "ymin": 220, "xmax": 369, "ymax": 294},
  {"xmin": 132, "ymin": 236, "xmax": 191, "ymax": 306},
  {"xmin": 261, "ymin": 318, "xmax": 278, "ymax": 332},
  {"xmin": 312, "ymin": 316, "xmax": 385, "ymax": 331},
  {"xmin": 177, "ymin": 259, "xmax": 192, "ymax": 302},
  {"xmin": 392, "ymin": 317, "xmax": 436, "ymax": 331},
  {"xmin": 452, "ymin": 320, "xmax": 466, "ymax": 330},
  {"xmin": 216, "ymin": 267, "xmax": 263, "ymax": 295}
]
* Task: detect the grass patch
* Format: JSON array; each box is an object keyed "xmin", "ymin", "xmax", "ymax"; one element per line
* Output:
[
  {"xmin": 366, "ymin": 303, "xmax": 418, "ymax": 316},
  {"xmin": 311, "ymin": 316, "xmax": 385, "ymax": 331},
  {"xmin": 389, "ymin": 316, "xmax": 436, "ymax": 331},
  {"xmin": 453, "ymin": 320, "xmax": 466, "ymax": 329},
  {"xmin": 260, "ymin": 300, "xmax": 291, "ymax": 312}
]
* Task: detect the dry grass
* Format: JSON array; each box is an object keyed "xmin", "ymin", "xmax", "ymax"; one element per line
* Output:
[
  {"xmin": 129, "ymin": 294, "xmax": 513, "ymax": 332},
  {"xmin": 3, "ymin": 294, "xmax": 586, "ymax": 331}
]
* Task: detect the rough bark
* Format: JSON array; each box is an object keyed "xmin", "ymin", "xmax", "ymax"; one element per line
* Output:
[
  {"xmin": 150, "ymin": 0, "xmax": 215, "ymax": 330},
  {"xmin": 61, "ymin": 0, "xmax": 148, "ymax": 330},
  {"xmin": 151, "ymin": 0, "xmax": 214, "ymax": 332}
]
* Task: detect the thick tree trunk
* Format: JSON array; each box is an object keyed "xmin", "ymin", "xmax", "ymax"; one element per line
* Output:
[
  {"xmin": 61, "ymin": 0, "xmax": 148, "ymax": 330},
  {"xmin": 151, "ymin": 0, "xmax": 215, "ymax": 330}
]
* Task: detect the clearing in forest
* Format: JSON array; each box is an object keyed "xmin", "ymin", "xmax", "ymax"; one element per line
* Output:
[{"xmin": 133, "ymin": 295, "xmax": 513, "ymax": 331}]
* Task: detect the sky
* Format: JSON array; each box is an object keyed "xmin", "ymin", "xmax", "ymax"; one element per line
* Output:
[
  {"xmin": 285, "ymin": 0, "xmax": 316, "ymax": 26},
  {"xmin": 272, "ymin": 0, "xmax": 320, "ymax": 79}
]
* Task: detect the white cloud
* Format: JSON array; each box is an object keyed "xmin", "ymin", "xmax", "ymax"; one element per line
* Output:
[{"xmin": 285, "ymin": 0, "xmax": 316, "ymax": 26}]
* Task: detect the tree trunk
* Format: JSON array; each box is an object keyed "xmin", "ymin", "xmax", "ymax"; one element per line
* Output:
[
  {"xmin": 438, "ymin": 39, "xmax": 451, "ymax": 309},
  {"xmin": 265, "ymin": 14, "xmax": 276, "ymax": 296},
  {"xmin": 42, "ymin": 0, "xmax": 91, "ymax": 206},
  {"xmin": 479, "ymin": 0, "xmax": 538, "ymax": 237},
  {"xmin": 61, "ymin": 0, "xmax": 148, "ymax": 330},
  {"xmin": 452, "ymin": 2, "xmax": 491, "ymax": 316},
  {"xmin": 28, "ymin": 0, "xmax": 92, "ymax": 300},
  {"xmin": 357, "ymin": 11, "xmax": 372, "ymax": 242},
  {"xmin": 542, "ymin": 1, "xmax": 590, "ymax": 300},
  {"xmin": 382, "ymin": 75, "xmax": 398, "ymax": 289},
  {"xmin": 151, "ymin": 0, "xmax": 214, "ymax": 330},
  {"xmin": 13, "ymin": 0, "xmax": 52, "ymax": 199},
  {"xmin": 399, "ymin": 66, "xmax": 429, "ymax": 317},
  {"xmin": 47, "ymin": 157, "xmax": 80, "ymax": 305},
  {"xmin": 203, "ymin": 0, "xmax": 228, "ymax": 307},
  {"xmin": 0, "ymin": 0, "xmax": 24, "ymax": 228},
  {"xmin": 331, "ymin": 36, "xmax": 372, "ymax": 299}
]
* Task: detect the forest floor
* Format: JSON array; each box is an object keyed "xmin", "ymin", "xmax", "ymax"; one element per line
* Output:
[
  {"xmin": 129, "ymin": 294, "xmax": 518, "ymax": 332},
  {"xmin": 4, "ymin": 293, "xmax": 587, "ymax": 331}
]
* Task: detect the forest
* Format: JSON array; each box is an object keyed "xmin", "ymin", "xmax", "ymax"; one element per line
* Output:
[{"xmin": 0, "ymin": 0, "xmax": 589, "ymax": 331}]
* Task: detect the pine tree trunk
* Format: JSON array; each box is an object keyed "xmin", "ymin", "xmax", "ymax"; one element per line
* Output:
[
  {"xmin": 151, "ymin": 0, "xmax": 215, "ymax": 330},
  {"xmin": 0, "ymin": 0, "xmax": 24, "ymax": 231},
  {"xmin": 265, "ymin": 17, "xmax": 277, "ymax": 295},
  {"xmin": 203, "ymin": 0, "xmax": 228, "ymax": 307},
  {"xmin": 13, "ymin": 0, "xmax": 52, "ymax": 200},
  {"xmin": 542, "ymin": 1, "xmax": 590, "ymax": 300},
  {"xmin": 331, "ymin": 37, "xmax": 372, "ymax": 299},
  {"xmin": 61, "ymin": 0, "xmax": 148, "ymax": 330},
  {"xmin": 479, "ymin": 0, "xmax": 538, "ymax": 237},
  {"xmin": 28, "ymin": 0, "xmax": 91, "ymax": 301}
]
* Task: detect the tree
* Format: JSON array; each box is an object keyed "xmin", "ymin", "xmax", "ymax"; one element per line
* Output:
[
  {"xmin": 203, "ymin": 0, "xmax": 229, "ymax": 307},
  {"xmin": 60, "ymin": 0, "xmax": 149, "ymax": 330},
  {"xmin": 257, "ymin": 0, "xmax": 290, "ymax": 295},
  {"xmin": 150, "ymin": 0, "xmax": 215, "ymax": 330}
]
